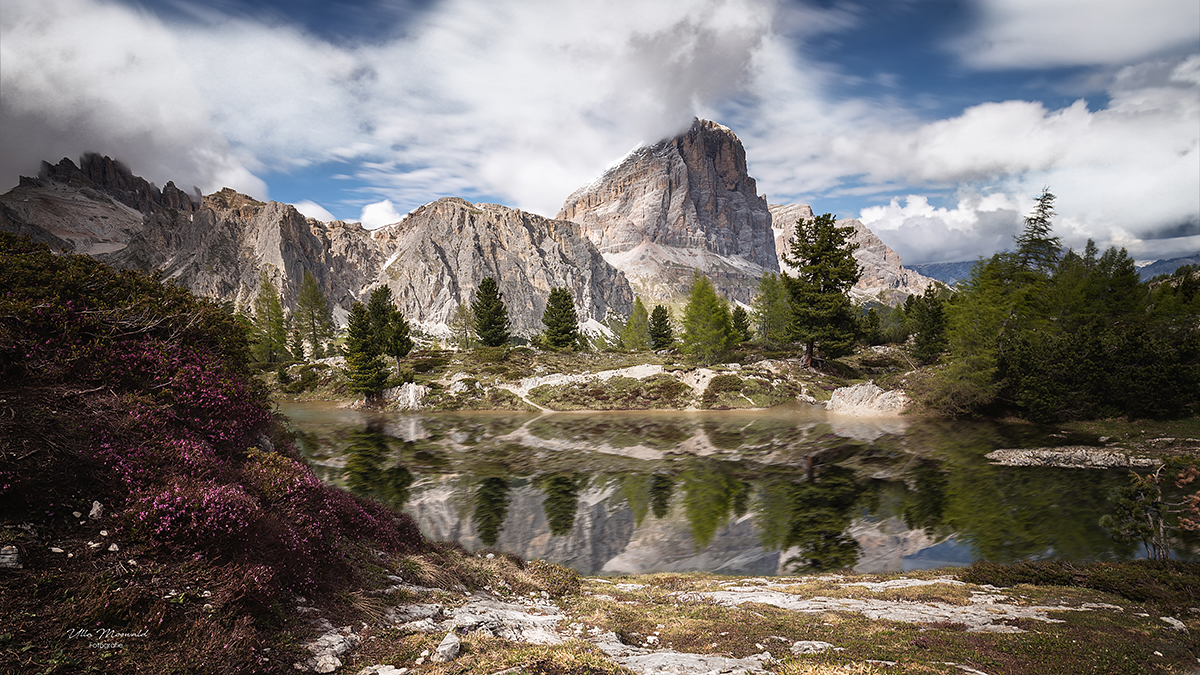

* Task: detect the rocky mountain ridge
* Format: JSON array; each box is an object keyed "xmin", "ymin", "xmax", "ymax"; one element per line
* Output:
[
  {"xmin": 558, "ymin": 119, "xmax": 778, "ymax": 304},
  {"xmin": 0, "ymin": 157, "xmax": 632, "ymax": 335},
  {"xmin": 558, "ymin": 119, "xmax": 932, "ymax": 305}
]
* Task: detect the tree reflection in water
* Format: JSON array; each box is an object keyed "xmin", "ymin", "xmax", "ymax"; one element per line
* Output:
[
  {"xmin": 343, "ymin": 426, "xmax": 414, "ymax": 511},
  {"xmin": 472, "ymin": 476, "xmax": 511, "ymax": 547},
  {"xmin": 281, "ymin": 404, "xmax": 1191, "ymax": 573}
]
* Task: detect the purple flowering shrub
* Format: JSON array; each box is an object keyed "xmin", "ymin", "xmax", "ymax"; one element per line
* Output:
[
  {"xmin": 2, "ymin": 233, "xmax": 426, "ymax": 603},
  {"xmin": 129, "ymin": 478, "xmax": 264, "ymax": 547}
]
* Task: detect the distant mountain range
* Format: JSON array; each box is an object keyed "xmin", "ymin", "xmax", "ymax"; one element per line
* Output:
[
  {"xmin": 0, "ymin": 120, "xmax": 936, "ymax": 335},
  {"xmin": 911, "ymin": 254, "xmax": 1200, "ymax": 286}
]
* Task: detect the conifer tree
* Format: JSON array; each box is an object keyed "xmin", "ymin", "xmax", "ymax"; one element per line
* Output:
[
  {"xmin": 449, "ymin": 302, "xmax": 475, "ymax": 350},
  {"xmin": 367, "ymin": 286, "xmax": 414, "ymax": 367},
  {"xmin": 648, "ymin": 304, "xmax": 673, "ymax": 350},
  {"xmin": 541, "ymin": 287, "xmax": 579, "ymax": 349},
  {"xmin": 472, "ymin": 277, "xmax": 510, "ymax": 348},
  {"xmin": 731, "ymin": 305, "xmax": 751, "ymax": 343},
  {"xmin": 251, "ymin": 271, "xmax": 289, "ymax": 363},
  {"xmin": 343, "ymin": 301, "xmax": 388, "ymax": 401},
  {"xmin": 782, "ymin": 214, "xmax": 861, "ymax": 368},
  {"xmin": 752, "ymin": 272, "xmax": 791, "ymax": 345},
  {"xmin": 681, "ymin": 273, "xmax": 736, "ymax": 366},
  {"xmin": 620, "ymin": 297, "xmax": 651, "ymax": 351},
  {"xmin": 295, "ymin": 269, "xmax": 334, "ymax": 358},
  {"xmin": 1014, "ymin": 188, "xmax": 1061, "ymax": 274}
]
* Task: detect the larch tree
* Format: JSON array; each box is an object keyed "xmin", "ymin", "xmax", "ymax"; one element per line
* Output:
[
  {"xmin": 295, "ymin": 269, "xmax": 334, "ymax": 358},
  {"xmin": 681, "ymin": 273, "xmax": 737, "ymax": 366},
  {"xmin": 251, "ymin": 271, "xmax": 289, "ymax": 363},
  {"xmin": 782, "ymin": 214, "xmax": 861, "ymax": 368},
  {"xmin": 620, "ymin": 297, "xmax": 651, "ymax": 351},
  {"xmin": 751, "ymin": 272, "xmax": 791, "ymax": 345},
  {"xmin": 472, "ymin": 277, "xmax": 510, "ymax": 348},
  {"xmin": 541, "ymin": 287, "xmax": 579, "ymax": 349}
]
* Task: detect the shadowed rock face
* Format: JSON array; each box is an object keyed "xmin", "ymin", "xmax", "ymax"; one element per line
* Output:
[
  {"xmin": 558, "ymin": 119, "xmax": 777, "ymax": 304},
  {"xmin": 370, "ymin": 198, "xmax": 633, "ymax": 334},
  {"xmin": 0, "ymin": 157, "xmax": 631, "ymax": 332}
]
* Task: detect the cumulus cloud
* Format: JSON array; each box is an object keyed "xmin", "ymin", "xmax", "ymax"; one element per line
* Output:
[
  {"xmin": 168, "ymin": 0, "xmax": 775, "ymax": 216},
  {"xmin": 0, "ymin": 0, "xmax": 264, "ymax": 195},
  {"xmin": 3, "ymin": 0, "xmax": 1196, "ymax": 265},
  {"xmin": 738, "ymin": 44, "xmax": 1200, "ymax": 263},
  {"xmin": 359, "ymin": 199, "xmax": 404, "ymax": 229},
  {"xmin": 292, "ymin": 200, "xmax": 336, "ymax": 222},
  {"xmin": 950, "ymin": 0, "xmax": 1200, "ymax": 69}
]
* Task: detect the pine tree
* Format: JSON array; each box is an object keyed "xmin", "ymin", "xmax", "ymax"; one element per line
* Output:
[
  {"xmin": 367, "ymin": 286, "xmax": 413, "ymax": 368},
  {"xmin": 541, "ymin": 287, "xmax": 579, "ymax": 349},
  {"xmin": 1014, "ymin": 188, "xmax": 1061, "ymax": 274},
  {"xmin": 343, "ymin": 301, "xmax": 388, "ymax": 401},
  {"xmin": 295, "ymin": 269, "xmax": 334, "ymax": 358},
  {"xmin": 731, "ymin": 305, "xmax": 751, "ymax": 343},
  {"xmin": 251, "ymin": 271, "xmax": 289, "ymax": 363},
  {"xmin": 648, "ymin": 304, "xmax": 673, "ymax": 350},
  {"xmin": 620, "ymin": 298, "xmax": 651, "ymax": 351},
  {"xmin": 752, "ymin": 272, "xmax": 792, "ymax": 345},
  {"xmin": 909, "ymin": 285, "xmax": 948, "ymax": 364},
  {"xmin": 681, "ymin": 273, "xmax": 736, "ymax": 366},
  {"xmin": 472, "ymin": 277, "xmax": 510, "ymax": 348},
  {"xmin": 782, "ymin": 214, "xmax": 861, "ymax": 368}
]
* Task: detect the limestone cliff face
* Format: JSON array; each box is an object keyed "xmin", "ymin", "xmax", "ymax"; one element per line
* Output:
[
  {"xmin": 558, "ymin": 119, "xmax": 777, "ymax": 304},
  {"xmin": 370, "ymin": 198, "xmax": 633, "ymax": 335},
  {"xmin": 0, "ymin": 157, "xmax": 631, "ymax": 334},
  {"xmin": 770, "ymin": 204, "xmax": 935, "ymax": 303}
]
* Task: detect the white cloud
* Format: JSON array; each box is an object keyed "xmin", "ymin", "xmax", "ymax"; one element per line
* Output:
[
  {"xmin": 359, "ymin": 199, "xmax": 404, "ymax": 229},
  {"xmin": 739, "ymin": 48, "xmax": 1200, "ymax": 264},
  {"xmin": 292, "ymin": 200, "xmax": 336, "ymax": 222},
  {"xmin": 951, "ymin": 0, "xmax": 1200, "ymax": 69},
  {"xmin": 0, "ymin": 0, "xmax": 265, "ymax": 195}
]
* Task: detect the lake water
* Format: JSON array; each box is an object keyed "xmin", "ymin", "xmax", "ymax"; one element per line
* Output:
[{"xmin": 280, "ymin": 401, "xmax": 1192, "ymax": 575}]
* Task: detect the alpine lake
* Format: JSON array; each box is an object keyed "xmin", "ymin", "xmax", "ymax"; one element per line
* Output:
[{"xmin": 279, "ymin": 401, "xmax": 1199, "ymax": 575}]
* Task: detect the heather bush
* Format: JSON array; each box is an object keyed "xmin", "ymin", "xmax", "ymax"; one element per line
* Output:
[{"xmin": 1, "ymin": 233, "xmax": 427, "ymax": 603}]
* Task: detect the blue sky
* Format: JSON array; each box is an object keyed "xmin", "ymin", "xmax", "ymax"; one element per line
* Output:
[{"xmin": 2, "ymin": 0, "xmax": 1197, "ymax": 264}]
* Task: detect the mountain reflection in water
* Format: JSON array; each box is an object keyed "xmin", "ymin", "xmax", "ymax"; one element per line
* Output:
[{"xmin": 281, "ymin": 402, "xmax": 1189, "ymax": 575}]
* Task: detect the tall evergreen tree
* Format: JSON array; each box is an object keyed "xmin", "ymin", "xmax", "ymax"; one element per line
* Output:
[
  {"xmin": 251, "ymin": 271, "xmax": 289, "ymax": 363},
  {"xmin": 472, "ymin": 277, "xmax": 510, "ymax": 348},
  {"xmin": 648, "ymin": 304, "xmax": 674, "ymax": 350},
  {"xmin": 681, "ymin": 273, "xmax": 737, "ymax": 366},
  {"xmin": 1014, "ymin": 188, "xmax": 1061, "ymax": 274},
  {"xmin": 343, "ymin": 301, "xmax": 388, "ymax": 401},
  {"xmin": 620, "ymin": 297, "xmax": 651, "ymax": 351},
  {"xmin": 541, "ymin": 287, "xmax": 579, "ymax": 349},
  {"xmin": 367, "ymin": 286, "xmax": 414, "ymax": 367},
  {"xmin": 730, "ymin": 305, "xmax": 751, "ymax": 343},
  {"xmin": 782, "ymin": 214, "xmax": 861, "ymax": 368},
  {"xmin": 908, "ymin": 285, "xmax": 949, "ymax": 364},
  {"xmin": 751, "ymin": 272, "xmax": 791, "ymax": 345},
  {"xmin": 295, "ymin": 269, "xmax": 334, "ymax": 358}
]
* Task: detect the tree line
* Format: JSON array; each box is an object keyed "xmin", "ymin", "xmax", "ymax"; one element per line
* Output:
[{"xmin": 248, "ymin": 190, "xmax": 1199, "ymax": 421}]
